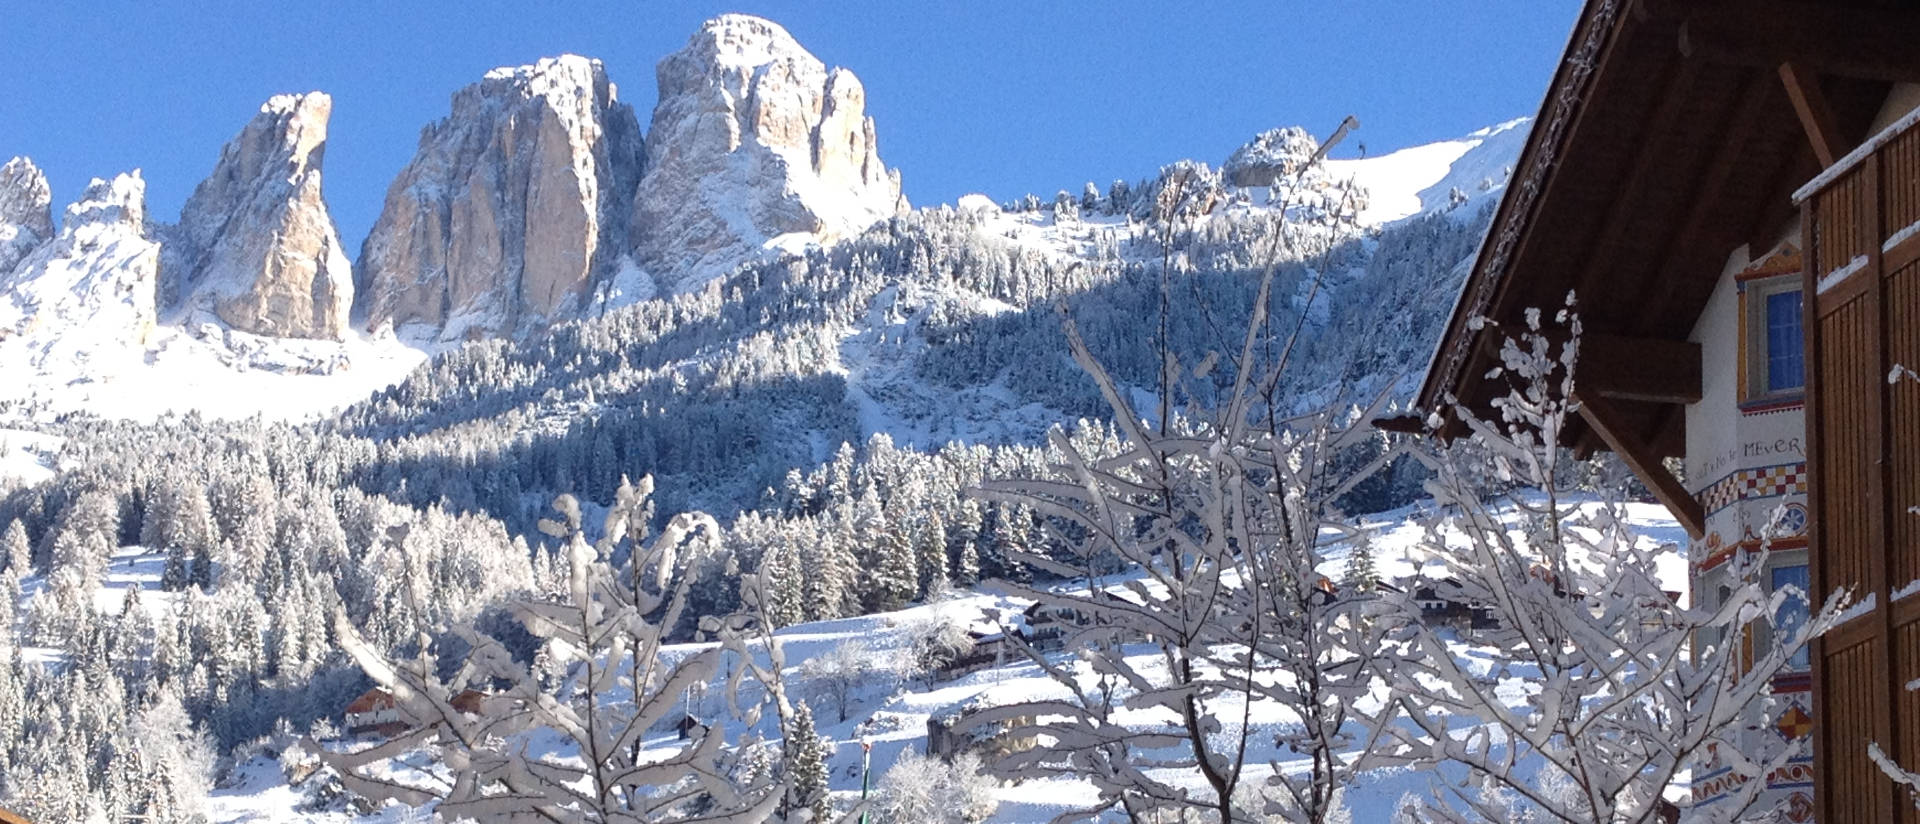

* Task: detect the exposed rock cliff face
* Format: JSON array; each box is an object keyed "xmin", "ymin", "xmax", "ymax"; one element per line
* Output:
[
  {"xmin": 165, "ymin": 93, "xmax": 353, "ymax": 340},
  {"xmin": 631, "ymin": 14, "xmax": 905, "ymax": 294},
  {"xmin": 0, "ymin": 157, "xmax": 54, "ymax": 275},
  {"xmin": 356, "ymin": 55, "xmax": 644, "ymax": 339},
  {"xmin": 0, "ymin": 172, "xmax": 159, "ymax": 356}
]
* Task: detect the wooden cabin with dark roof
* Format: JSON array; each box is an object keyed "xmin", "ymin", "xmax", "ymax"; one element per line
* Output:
[{"xmin": 1395, "ymin": 1, "xmax": 1920, "ymax": 820}]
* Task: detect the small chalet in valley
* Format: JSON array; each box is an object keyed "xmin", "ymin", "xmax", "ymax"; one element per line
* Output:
[
  {"xmin": 344, "ymin": 687, "xmax": 487, "ymax": 738},
  {"xmin": 1401, "ymin": 1, "xmax": 1920, "ymax": 820},
  {"xmin": 345, "ymin": 688, "xmax": 404, "ymax": 737}
]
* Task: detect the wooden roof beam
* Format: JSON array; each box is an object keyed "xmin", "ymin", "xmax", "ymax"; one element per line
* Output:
[
  {"xmin": 1571, "ymin": 60, "xmax": 1702, "ymax": 304},
  {"xmin": 1579, "ymin": 333, "xmax": 1703, "ymax": 405},
  {"xmin": 1635, "ymin": 73, "xmax": 1774, "ymax": 336},
  {"xmin": 1573, "ymin": 391, "xmax": 1706, "ymax": 539},
  {"xmin": 1779, "ymin": 61, "xmax": 1846, "ymax": 166},
  {"xmin": 1678, "ymin": 2, "xmax": 1920, "ymax": 84}
]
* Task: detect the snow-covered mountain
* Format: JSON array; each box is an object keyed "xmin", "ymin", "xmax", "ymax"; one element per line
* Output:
[
  {"xmin": 163, "ymin": 92, "xmax": 354, "ymax": 341},
  {"xmin": 1323, "ymin": 116, "xmax": 1528, "ymax": 224},
  {"xmin": 0, "ymin": 13, "xmax": 1526, "ymax": 428},
  {"xmin": 0, "ymin": 172, "xmax": 161, "ymax": 377},
  {"xmin": 0, "ymin": 157, "xmax": 54, "ymax": 275},
  {"xmin": 355, "ymin": 55, "xmax": 645, "ymax": 341},
  {"xmin": 632, "ymin": 14, "xmax": 907, "ymax": 296}
]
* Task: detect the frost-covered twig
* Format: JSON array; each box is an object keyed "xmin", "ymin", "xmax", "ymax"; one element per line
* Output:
[{"xmin": 970, "ymin": 181, "xmax": 1404, "ymax": 822}]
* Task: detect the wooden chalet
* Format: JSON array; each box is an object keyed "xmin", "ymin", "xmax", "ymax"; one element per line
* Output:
[
  {"xmin": 344, "ymin": 687, "xmax": 405, "ymax": 737},
  {"xmin": 1404, "ymin": 1, "xmax": 1920, "ymax": 819},
  {"xmin": 344, "ymin": 686, "xmax": 487, "ymax": 738},
  {"xmin": 925, "ymin": 704, "xmax": 1038, "ymax": 762}
]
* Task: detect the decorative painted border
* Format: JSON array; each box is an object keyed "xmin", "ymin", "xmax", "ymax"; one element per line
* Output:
[
  {"xmin": 1697, "ymin": 462, "xmax": 1807, "ymax": 517},
  {"xmin": 1691, "ymin": 758, "xmax": 1815, "ymax": 806},
  {"xmin": 1738, "ymin": 396, "xmax": 1804, "ymax": 416},
  {"xmin": 1696, "ymin": 535, "xmax": 1808, "ymax": 573}
]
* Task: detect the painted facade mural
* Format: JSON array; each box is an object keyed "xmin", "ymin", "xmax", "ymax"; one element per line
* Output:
[{"xmin": 1684, "ymin": 242, "xmax": 1813, "ymax": 816}]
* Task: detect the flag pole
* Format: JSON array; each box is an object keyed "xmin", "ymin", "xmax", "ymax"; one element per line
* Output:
[{"xmin": 859, "ymin": 739, "xmax": 873, "ymax": 824}]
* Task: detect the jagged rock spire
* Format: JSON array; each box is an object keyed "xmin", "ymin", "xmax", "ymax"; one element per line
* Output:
[
  {"xmin": 630, "ymin": 14, "xmax": 906, "ymax": 294},
  {"xmin": 0, "ymin": 157, "xmax": 54, "ymax": 274},
  {"xmin": 355, "ymin": 55, "xmax": 644, "ymax": 339},
  {"xmin": 166, "ymin": 92, "xmax": 354, "ymax": 340}
]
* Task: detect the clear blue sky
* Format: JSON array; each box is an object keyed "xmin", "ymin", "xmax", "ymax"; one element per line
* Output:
[{"xmin": 0, "ymin": 2, "xmax": 1578, "ymax": 250}]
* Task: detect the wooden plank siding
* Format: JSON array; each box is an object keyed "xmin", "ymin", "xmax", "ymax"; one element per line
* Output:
[{"xmin": 1807, "ymin": 131, "xmax": 1920, "ymax": 823}]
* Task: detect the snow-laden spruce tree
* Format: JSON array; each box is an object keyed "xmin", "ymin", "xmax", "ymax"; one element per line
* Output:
[
  {"xmin": 318, "ymin": 476, "xmax": 787, "ymax": 823},
  {"xmin": 1380, "ymin": 304, "xmax": 1845, "ymax": 824},
  {"xmin": 785, "ymin": 701, "xmax": 832, "ymax": 823}
]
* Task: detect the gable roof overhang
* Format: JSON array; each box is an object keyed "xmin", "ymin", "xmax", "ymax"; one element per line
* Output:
[{"xmin": 1407, "ymin": 0, "xmax": 1900, "ymax": 532}]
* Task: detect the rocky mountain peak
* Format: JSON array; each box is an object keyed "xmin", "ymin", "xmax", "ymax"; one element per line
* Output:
[
  {"xmin": 0, "ymin": 156, "xmax": 54, "ymax": 274},
  {"xmin": 64, "ymin": 171, "xmax": 148, "ymax": 235},
  {"xmin": 0, "ymin": 171, "xmax": 159, "ymax": 360},
  {"xmin": 356, "ymin": 54, "xmax": 644, "ymax": 339},
  {"xmin": 1222, "ymin": 127, "xmax": 1322, "ymax": 188},
  {"xmin": 632, "ymin": 14, "xmax": 906, "ymax": 294},
  {"xmin": 164, "ymin": 92, "xmax": 353, "ymax": 340}
]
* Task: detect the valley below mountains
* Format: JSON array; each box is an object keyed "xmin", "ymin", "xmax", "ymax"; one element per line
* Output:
[{"xmin": 0, "ymin": 12, "xmax": 1563, "ymax": 824}]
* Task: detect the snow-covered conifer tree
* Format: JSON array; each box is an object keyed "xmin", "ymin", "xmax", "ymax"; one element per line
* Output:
[
  {"xmin": 0, "ymin": 519, "xmax": 27, "ymax": 575},
  {"xmin": 786, "ymin": 700, "xmax": 832, "ymax": 822},
  {"xmin": 870, "ymin": 521, "xmax": 918, "ymax": 611},
  {"xmin": 188, "ymin": 540, "xmax": 213, "ymax": 591},
  {"xmin": 160, "ymin": 541, "xmax": 189, "ymax": 592},
  {"xmin": 125, "ymin": 686, "xmax": 216, "ymax": 823},
  {"xmin": 916, "ymin": 512, "xmax": 949, "ymax": 599},
  {"xmin": 1108, "ymin": 179, "xmax": 1133, "ymax": 215},
  {"xmin": 1343, "ymin": 536, "xmax": 1379, "ymax": 595},
  {"xmin": 954, "ymin": 539, "xmax": 980, "ymax": 587},
  {"xmin": 1081, "ymin": 181, "xmax": 1102, "ymax": 214}
]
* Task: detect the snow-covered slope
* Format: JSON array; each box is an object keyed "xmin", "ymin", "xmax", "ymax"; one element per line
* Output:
[
  {"xmin": 0, "ymin": 172, "xmax": 161, "ymax": 381},
  {"xmin": 0, "ymin": 133, "xmax": 428, "ymax": 421},
  {"xmin": 0, "ymin": 169, "xmax": 427, "ymax": 422},
  {"xmin": 181, "ymin": 498, "xmax": 1685, "ymax": 823},
  {"xmin": 1324, "ymin": 117, "xmax": 1528, "ymax": 225}
]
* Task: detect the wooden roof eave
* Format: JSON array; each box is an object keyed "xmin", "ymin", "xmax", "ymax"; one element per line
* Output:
[{"xmin": 1415, "ymin": 0, "xmax": 1634, "ymax": 415}]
